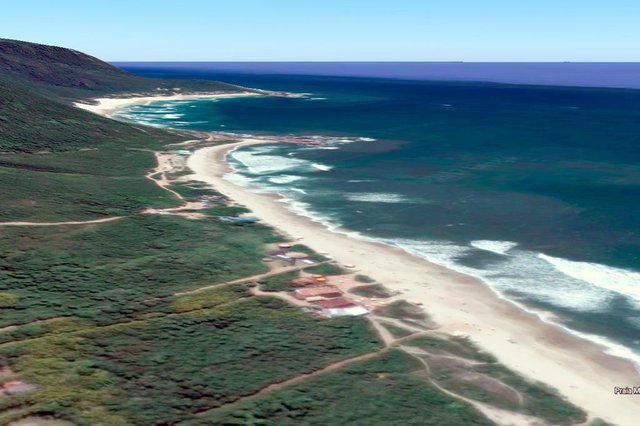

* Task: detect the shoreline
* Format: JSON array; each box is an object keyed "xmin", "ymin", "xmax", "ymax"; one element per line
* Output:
[
  {"xmin": 73, "ymin": 92, "xmax": 263, "ymax": 116},
  {"xmin": 188, "ymin": 140, "xmax": 640, "ymax": 425},
  {"xmin": 73, "ymin": 89, "xmax": 306, "ymax": 116},
  {"xmin": 220, "ymin": 142, "xmax": 640, "ymax": 367}
]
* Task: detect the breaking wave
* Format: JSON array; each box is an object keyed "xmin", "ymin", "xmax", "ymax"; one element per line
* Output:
[
  {"xmin": 380, "ymin": 237, "xmax": 640, "ymax": 365},
  {"xmin": 539, "ymin": 254, "xmax": 640, "ymax": 308},
  {"xmin": 471, "ymin": 240, "xmax": 518, "ymax": 255},
  {"xmin": 267, "ymin": 175, "xmax": 304, "ymax": 184},
  {"xmin": 345, "ymin": 192, "xmax": 415, "ymax": 203},
  {"xmin": 231, "ymin": 150, "xmax": 331, "ymax": 175}
]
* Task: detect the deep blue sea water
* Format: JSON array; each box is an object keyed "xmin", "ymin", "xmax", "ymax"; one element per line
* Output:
[{"xmin": 115, "ymin": 63, "xmax": 640, "ymax": 363}]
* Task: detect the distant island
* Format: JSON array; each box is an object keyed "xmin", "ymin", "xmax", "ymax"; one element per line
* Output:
[{"xmin": 0, "ymin": 38, "xmax": 637, "ymax": 425}]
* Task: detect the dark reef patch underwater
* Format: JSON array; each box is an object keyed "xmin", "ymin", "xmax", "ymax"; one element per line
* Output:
[{"xmin": 117, "ymin": 64, "xmax": 640, "ymax": 364}]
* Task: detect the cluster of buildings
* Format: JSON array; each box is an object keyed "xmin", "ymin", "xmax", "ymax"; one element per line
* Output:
[
  {"xmin": 292, "ymin": 275, "xmax": 369, "ymax": 318},
  {"xmin": 263, "ymin": 242, "xmax": 369, "ymax": 318}
]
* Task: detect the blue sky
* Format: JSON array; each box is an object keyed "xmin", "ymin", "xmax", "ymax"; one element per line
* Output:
[{"xmin": 1, "ymin": 0, "xmax": 639, "ymax": 61}]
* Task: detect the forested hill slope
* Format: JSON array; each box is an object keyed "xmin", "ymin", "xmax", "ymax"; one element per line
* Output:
[
  {"xmin": 0, "ymin": 38, "xmax": 243, "ymax": 100},
  {"xmin": 0, "ymin": 79, "xmax": 181, "ymax": 152},
  {"xmin": 0, "ymin": 38, "xmax": 238, "ymax": 152}
]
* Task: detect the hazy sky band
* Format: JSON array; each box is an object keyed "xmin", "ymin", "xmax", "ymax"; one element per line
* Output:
[
  {"xmin": 116, "ymin": 62, "xmax": 640, "ymax": 90},
  {"xmin": 2, "ymin": 0, "xmax": 640, "ymax": 61}
]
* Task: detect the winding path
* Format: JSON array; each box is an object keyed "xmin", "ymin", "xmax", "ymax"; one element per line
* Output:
[{"xmin": 0, "ymin": 217, "xmax": 122, "ymax": 227}]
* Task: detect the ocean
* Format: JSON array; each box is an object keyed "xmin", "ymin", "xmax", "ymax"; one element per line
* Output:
[{"xmin": 114, "ymin": 63, "xmax": 640, "ymax": 364}]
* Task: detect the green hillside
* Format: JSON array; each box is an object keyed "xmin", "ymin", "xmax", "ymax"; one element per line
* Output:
[
  {"xmin": 0, "ymin": 38, "xmax": 253, "ymax": 152},
  {"xmin": 0, "ymin": 39, "xmax": 586, "ymax": 426},
  {"xmin": 0, "ymin": 38, "xmax": 243, "ymax": 100},
  {"xmin": 0, "ymin": 79, "xmax": 183, "ymax": 152}
]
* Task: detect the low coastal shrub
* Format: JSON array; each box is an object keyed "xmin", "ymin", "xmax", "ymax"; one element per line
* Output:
[
  {"xmin": 0, "ymin": 297, "xmax": 381, "ymax": 425},
  {"xmin": 408, "ymin": 334, "xmax": 585, "ymax": 424},
  {"xmin": 203, "ymin": 205, "xmax": 251, "ymax": 217},
  {"xmin": 375, "ymin": 300, "xmax": 427, "ymax": 320},
  {"xmin": 289, "ymin": 244, "xmax": 329, "ymax": 262},
  {"xmin": 404, "ymin": 335, "xmax": 497, "ymax": 363},
  {"xmin": 258, "ymin": 270, "xmax": 300, "ymax": 292},
  {"xmin": 0, "ymin": 292, "xmax": 20, "ymax": 307},
  {"xmin": 168, "ymin": 181, "xmax": 223, "ymax": 201},
  {"xmin": 170, "ymin": 284, "xmax": 251, "ymax": 313},
  {"xmin": 349, "ymin": 284, "xmax": 393, "ymax": 299},
  {"xmin": 303, "ymin": 263, "xmax": 345, "ymax": 276},
  {"xmin": 0, "ymin": 148, "xmax": 180, "ymax": 222},
  {"xmin": 190, "ymin": 350, "xmax": 492, "ymax": 426},
  {"xmin": 0, "ymin": 215, "xmax": 272, "ymax": 328},
  {"xmin": 354, "ymin": 274, "xmax": 376, "ymax": 283},
  {"xmin": 380, "ymin": 321, "xmax": 414, "ymax": 338},
  {"xmin": 475, "ymin": 364, "xmax": 586, "ymax": 424}
]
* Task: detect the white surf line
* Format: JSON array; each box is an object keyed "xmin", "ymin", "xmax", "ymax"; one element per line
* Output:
[{"xmin": 0, "ymin": 217, "xmax": 123, "ymax": 227}]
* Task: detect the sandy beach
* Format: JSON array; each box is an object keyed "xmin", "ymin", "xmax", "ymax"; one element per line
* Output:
[
  {"xmin": 74, "ymin": 92, "xmax": 264, "ymax": 116},
  {"xmin": 188, "ymin": 141, "xmax": 640, "ymax": 425}
]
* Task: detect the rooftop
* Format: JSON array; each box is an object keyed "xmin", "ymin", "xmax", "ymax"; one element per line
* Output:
[
  {"xmin": 295, "ymin": 286, "xmax": 341, "ymax": 297},
  {"xmin": 313, "ymin": 298, "xmax": 357, "ymax": 309}
]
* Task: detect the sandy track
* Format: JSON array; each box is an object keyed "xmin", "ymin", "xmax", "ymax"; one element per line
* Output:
[
  {"xmin": 0, "ymin": 217, "xmax": 122, "ymax": 227},
  {"xmin": 187, "ymin": 141, "xmax": 640, "ymax": 426}
]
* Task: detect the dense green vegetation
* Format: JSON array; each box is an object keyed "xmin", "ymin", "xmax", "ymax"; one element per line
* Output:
[
  {"xmin": 0, "ymin": 161, "xmax": 174, "ymax": 222},
  {"xmin": 0, "ymin": 295, "xmax": 381, "ymax": 425},
  {"xmin": 0, "ymin": 80, "xmax": 184, "ymax": 152},
  {"xmin": 0, "ymin": 214, "xmax": 278, "ymax": 329},
  {"xmin": 0, "ymin": 37, "xmax": 248, "ymax": 154},
  {"xmin": 258, "ymin": 270, "xmax": 300, "ymax": 292},
  {"xmin": 0, "ymin": 38, "xmax": 243, "ymax": 100},
  {"xmin": 171, "ymin": 284, "xmax": 252, "ymax": 313},
  {"xmin": 404, "ymin": 335, "xmax": 586, "ymax": 424},
  {"xmin": 192, "ymin": 350, "xmax": 492, "ymax": 425},
  {"xmin": 0, "ymin": 38, "xmax": 589, "ymax": 426}
]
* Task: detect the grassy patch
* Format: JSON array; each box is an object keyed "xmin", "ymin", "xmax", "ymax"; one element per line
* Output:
[
  {"xmin": 403, "ymin": 335, "xmax": 497, "ymax": 363},
  {"xmin": 171, "ymin": 284, "xmax": 252, "ymax": 313},
  {"xmin": 380, "ymin": 321, "xmax": 415, "ymax": 339},
  {"xmin": 417, "ymin": 338, "xmax": 585, "ymax": 424},
  {"xmin": 189, "ymin": 350, "xmax": 492, "ymax": 425},
  {"xmin": 374, "ymin": 301, "xmax": 437, "ymax": 330},
  {"xmin": 303, "ymin": 263, "xmax": 345, "ymax": 276},
  {"xmin": 475, "ymin": 364, "xmax": 586, "ymax": 424},
  {"xmin": 349, "ymin": 284, "xmax": 393, "ymax": 299},
  {"xmin": 258, "ymin": 270, "xmax": 300, "ymax": 292},
  {"xmin": 0, "ymin": 149, "xmax": 180, "ymax": 222},
  {"xmin": 203, "ymin": 205, "xmax": 252, "ymax": 217},
  {"xmin": 354, "ymin": 274, "xmax": 376, "ymax": 283},
  {"xmin": 167, "ymin": 181, "xmax": 222, "ymax": 201},
  {"xmin": 0, "ymin": 297, "xmax": 381, "ymax": 424},
  {"xmin": 288, "ymin": 244, "xmax": 329, "ymax": 262},
  {"xmin": 0, "ymin": 215, "xmax": 273, "ymax": 328},
  {"xmin": 375, "ymin": 300, "xmax": 426, "ymax": 320}
]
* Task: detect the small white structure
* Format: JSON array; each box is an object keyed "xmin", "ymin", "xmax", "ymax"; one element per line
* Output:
[
  {"xmin": 312, "ymin": 297, "xmax": 369, "ymax": 317},
  {"xmin": 323, "ymin": 305, "xmax": 369, "ymax": 317}
]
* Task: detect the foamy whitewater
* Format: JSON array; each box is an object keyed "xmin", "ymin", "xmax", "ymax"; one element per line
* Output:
[
  {"xmin": 346, "ymin": 193, "xmax": 409, "ymax": 203},
  {"xmin": 222, "ymin": 141, "xmax": 640, "ymax": 366},
  {"xmin": 114, "ymin": 74, "xmax": 640, "ymax": 366}
]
